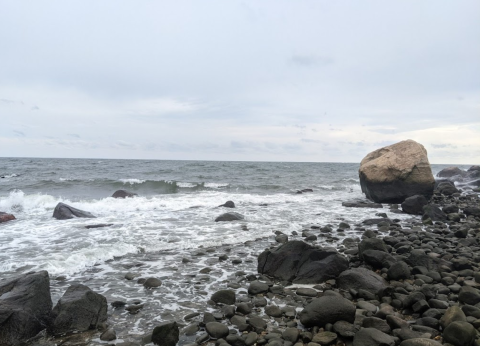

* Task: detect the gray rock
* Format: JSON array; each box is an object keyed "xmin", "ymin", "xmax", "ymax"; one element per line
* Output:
[
  {"xmin": 152, "ymin": 321, "xmax": 179, "ymax": 346},
  {"xmin": 337, "ymin": 267, "xmax": 388, "ymax": 295},
  {"xmin": 333, "ymin": 320, "xmax": 356, "ymax": 338},
  {"xmin": 205, "ymin": 322, "xmax": 229, "ymax": 339},
  {"xmin": 100, "ymin": 328, "xmax": 117, "ymax": 341},
  {"xmin": 312, "ymin": 331, "xmax": 337, "ymax": 345},
  {"xmin": 248, "ymin": 281, "xmax": 269, "ymax": 295},
  {"xmin": 440, "ymin": 306, "xmax": 466, "ymax": 329},
  {"xmin": 443, "ymin": 321, "xmax": 476, "ymax": 346},
  {"xmin": 112, "ymin": 190, "xmax": 137, "ymax": 198},
  {"xmin": 399, "ymin": 339, "xmax": 443, "ymax": 346},
  {"xmin": 53, "ymin": 202, "xmax": 96, "ymax": 219},
  {"xmin": 0, "ymin": 271, "xmax": 52, "ymax": 346},
  {"xmin": 219, "ymin": 200, "xmax": 235, "ymax": 208},
  {"xmin": 215, "ymin": 212, "xmax": 244, "ymax": 222},
  {"xmin": 49, "ymin": 284, "xmax": 107, "ymax": 336},
  {"xmin": 353, "ymin": 327, "xmax": 395, "ymax": 346},
  {"xmin": 422, "ymin": 204, "xmax": 447, "ymax": 222},
  {"xmin": 211, "ymin": 290, "xmax": 236, "ymax": 305},
  {"xmin": 299, "ymin": 295, "xmax": 355, "ymax": 327},
  {"xmin": 282, "ymin": 328, "xmax": 299, "ymax": 343},
  {"xmin": 387, "ymin": 261, "xmax": 411, "ymax": 280},
  {"xmin": 358, "ymin": 238, "xmax": 387, "ymax": 259},
  {"xmin": 401, "ymin": 195, "xmax": 428, "ymax": 215},
  {"xmin": 458, "ymin": 286, "xmax": 480, "ymax": 305},
  {"xmin": 143, "ymin": 277, "xmax": 162, "ymax": 288},
  {"xmin": 247, "ymin": 316, "xmax": 267, "ymax": 331},
  {"xmin": 265, "ymin": 305, "xmax": 282, "ymax": 318},
  {"xmin": 362, "ymin": 317, "xmax": 390, "ymax": 333}
]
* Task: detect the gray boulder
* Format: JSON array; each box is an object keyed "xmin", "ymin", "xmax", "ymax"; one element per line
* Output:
[
  {"xmin": 152, "ymin": 321, "xmax": 179, "ymax": 346},
  {"xmin": 219, "ymin": 200, "xmax": 235, "ymax": 208},
  {"xmin": 399, "ymin": 338, "xmax": 443, "ymax": 346},
  {"xmin": 49, "ymin": 284, "xmax": 107, "ymax": 335},
  {"xmin": 337, "ymin": 268, "xmax": 388, "ymax": 295},
  {"xmin": 299, "ymin": 295, "xmax": 355, "ymax": 327},
  {"xmin": 112, "ymin": 190, "xmax": 137, "ymax": 198},
  {"xmin": 211, "ymin": 290, "xmax": 236, "ymax": 305},
  {"xmin": 53, "ymin": 202, "xmax": 96, "ymax": 220},
  {"xmin": 205, "ymin": 322, "xmax": 229, "ymax": 339},
  {"xmin": 443, "ymin": 321, "xmax": 476, "ymax": 346},
  {"xmin": 353, "ymin": 327, "xmax": 395, "ymax": 346},
  {"xmin": 422, "ymin": 204, "xmax": 447, "ymax": 222},
  {"xmin": 215, "ymin": 212, "xmax": 244, "ymax": 222},
  {"xmin": 0, "ymin": 271, "xmax": 52, "ymax": 346},
  {"xmin": 258, "ymin": 240, "xmax": 348, "ymax": 284},
  {"xmin": 358, "ymin": 140, "xmax": 435, "ymax": 203},
  {"xmin": 436, "ymin": 167, "xmax": 466, "ymax": 178},
  {"xmin": 401, "ymin": 195, "xmax": 428, "ymax": 215}
]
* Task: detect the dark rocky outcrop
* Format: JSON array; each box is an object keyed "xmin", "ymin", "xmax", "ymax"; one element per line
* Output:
[
  {"xmin": 436, "ymin": 167, "xmax": 467, "ymax": 178},
  {"xmin": 151, "ymin": 321, "xmax": 179, "ymax": 346},
  {"xmin": 214, "ymin": 212, "xmax": 244, "ymax": 222},
  {"xmin": 111, "ymin": 190, "xmax": 137, "ymax": 198},
  {"xmin": 258, "ymin": 241, "xmax": 348, "ymax": 284},
  {"xmin": 218, "ymin": 201, "xmax": 235, "ymax": 208},
  {"xmin": 401, "ymin": 195, "xmax": 428, "ymax": 215},
  {"xmin": 422, "ymin": 204, "xmax": 447, "ymax": 222},
  {"xmin": 342, "ymin": 201, "xmax": 383, "ymax": 208},
  {"xmin": 299, "ymin": 295, "xmax": 356, "ymax": 327},
  {"xmin": 49, "ymin": 284, "xmax": 107, "ymax": 336},
  {"xmin": 0, "ymin": 271, "xmax": 52, "ymax": 346},
  {"xmin": 358, "ymin": 140, "xmax": 435, "ymax": 203},
  {"xmin": 0, "ymin": 212, "xmax": 15, "ymax": 223},
  {"xmin": 211, "ymin": 290, "xmax": 236, "ymax": 305},
  {"xmin": 53, "ymin": 202, "xmax": 96, "ymax": 220}
]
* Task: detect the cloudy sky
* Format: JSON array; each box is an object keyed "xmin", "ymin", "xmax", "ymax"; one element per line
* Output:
[{"xmin": 1, "ymin": 1, "xmax": 479, "ymax": 164}]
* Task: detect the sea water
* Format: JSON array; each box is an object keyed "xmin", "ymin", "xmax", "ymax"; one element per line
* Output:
[{"xmin": 0, "ymin": 158, "xmax": 468, "ymax": 344}]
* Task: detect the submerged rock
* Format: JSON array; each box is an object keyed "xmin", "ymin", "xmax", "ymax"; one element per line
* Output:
[
  {"xmin": 0, "ymin": 271, "xmax": 52, "ymax": 346},
  {"xmin": 49, "ymin": 284, "xmax": 107, "ymax": 336},
  {"xmin": 358, "ymin": 140, "xmax": 435, "ymax": 203},
  {"xmin": 53, "ymin": 202, "xmax": 96, "ymax": 220},
  {"xmin": 112, "ymin": 189, "xmax": 138, "ymax": 198},
  {"xmin": 218, "ymin": 200, "xmax": 235, "ymax": 208},
  {"xmin": 214, "ymin": 212, "xmax": 244, "ymax": 222},
  {"xmin": 0, "ymin": 211, "xmax": 15, "ymax": 223}
]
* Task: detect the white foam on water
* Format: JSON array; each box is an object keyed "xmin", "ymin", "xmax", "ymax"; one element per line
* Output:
[
  {"xmin": 204, "ymin": 182, "xmax": 229, "ymax": 188},
  {"xmin": 119, "ymin": 178, "xmax": 146, "ymax": 184},
  {"xmin": 177, "ymin": 182, "xmax": 197, "ymax": 188}
]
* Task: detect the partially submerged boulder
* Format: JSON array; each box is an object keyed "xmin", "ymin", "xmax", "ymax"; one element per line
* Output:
[
  {"xmin": 401, "ymin": 195, "xmax": 428, "ymax": 215},
  {"xmin": 218, "ymin": 200, "xmax": 235, "ymax": 208},
  {"xmin": 436, "ymin": 167, "xmax": 467, "ymax": 178},
  {"xmin": 214, "ymin": 212, "xmax": 244, "ymax": 222},
  {"xmin": 358, "ymin": 140, "xmax": 435, "ymax": 203},
  {"xmin": 0, "ymin": 271, "xmax": 52, "ymax": 346},
  {"xmin": 49, "ymin": 284, "xmax": 107, "ymax": 336},
  {"xmin": 53, "ymin": 202, "xmax": 96, "ymax": 220},
  {"xmin": 111, "ymin": 190, "xmax": 137, "ymax": 198},
  {"xmin": 258, "ymin": 240, "xmax": 348, "ymax": 284},
  {"xmin": 0, "ymin": 212, "xmax": 15, "ymax": 223}
]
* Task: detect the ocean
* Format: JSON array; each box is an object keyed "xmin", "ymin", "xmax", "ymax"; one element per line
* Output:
[{"xmin": 0, "ymin": 158, "xmax": 470, "ymax": 344}]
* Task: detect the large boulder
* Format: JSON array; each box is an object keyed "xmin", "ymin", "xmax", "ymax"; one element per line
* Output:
[
  {"xmin": 49, "ymin": 284, "xmax": 107, "ymax": 336},
  {"xmin": 0, "ymin": 212, "xmax": 15, "ymax": 223},
  {"xmin": 358, "ymin": 140, "xmax": 435, "ymax": 203},
  {"xmin": 214, "ymin": 212, "xmax": 244, "ymax": 222},
  {"xmin": 0, "ymin": 271, "xmax": 52, "ymax": 346},
  {"xmin": 337, "ymin": 268, "xmax": 388, "ymax": 295},
  {"xmin": 53, "ymin": 202, "xmax": 96, "ymax": 220},
  {"xmin": 258, "ymin": 241, "xmax": 348, "ymax": 284},
  {"xmin": 151, "ymin": 321, "xmax": 179, "ymax": 346},
  {"xmin": 299, "ymin": 295, "xmax": 356, "ymax": 327},
  {"xmin": 401, "ymin": 195, "xmax": 428, "ymax": 215},
  {"xmin": 111, "ymin": 190, "xmax": 137, "ymax": 198},
  {"xmin": 436, "ymin": 167, "xmax": 467, "ymax": 178}
]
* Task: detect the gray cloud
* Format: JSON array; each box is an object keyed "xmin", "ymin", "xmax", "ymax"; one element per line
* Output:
[{"xmin": 290, "ymin": 55, "xmax": 334, "ymax": 67}]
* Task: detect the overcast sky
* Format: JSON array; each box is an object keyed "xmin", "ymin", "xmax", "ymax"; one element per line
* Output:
[{"xmin": 1, "ymin": 1, "xmax": 479, "ymax": 164}]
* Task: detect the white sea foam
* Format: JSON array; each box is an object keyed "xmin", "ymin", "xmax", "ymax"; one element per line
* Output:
[
  {"xmin": 177, "ymin": 182, "xmax": 197, "ymax": 188},
  {"xmin": 119, "ymin": 178, "xmax": 146, "ymax": 184},
  {"xmin": 204, "ymin": 182, "xmax": 229, "ymax": 188}
]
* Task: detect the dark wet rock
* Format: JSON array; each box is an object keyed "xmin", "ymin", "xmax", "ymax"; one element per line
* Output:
[
  {"xmin": 358, "ymin": 140, "xmax": 435, "ymax": 203},
  {"xmin": 353, "ymin": 327, "xmax": 395, "ymax": 346},
  {"xmin": 342, "ymin": 202, "xmax": 383, "ymax": 208},
  {"xmin": 282, "ymin": 328, "xmax": 299, "ymax": 343},
  {"xmin": 265, "ymin": 305, "xmax": 282, "ymax": 317},
  {"xmin": 437, "ymin": 167, "xmax": 466, "ymax": 178},
  {"xmin": 363, "ymin": 250, "xmax": 396, "ymax": 269},
  {"xmin": 362, "ymin": 218, "xmax": 393, "ymax": 225},
  {"xmin": 258, "ymin": 240, "xmax": 348, "ymax": 284},
  {"xmin": 443, "ymin": 321, "xmax": 476, "ymax": 346},
  {"xmin": 399, "ymin": 339, "xmax": 443, "ymax": 346},
  {"xmin": 440, "ymin": 306, "xmax": 467, "ymax": 329},
  {"xmin": 182, "ymin": 323, "xmax": 199, "ymax": 336},
  {"xmin": 215, "ymin": 212, "xmax": 244, "ymax": 222},
  {"xmin": 401, "ymin": 195, "xmax": 428, "ymax": 215},
  {"xmin": 333, "ymin": 320, "xmax": 356, "ymax": 338},
  {"xmin": 151, "ymin": 321, "xmax": 179, "ymax": 346},
  {"xmin": 248, "ymin": 281, "xmax": 269, "ymax": 295},
  {"xmin": 205, "ymin": 322, "xmax": 229, "ymax": 339},
  {"xmin": 387, "ymin": 261, "xmax": 411, "ymax": 280},
  {"xmin": 458, "ymin": 286, "xmax": 480, "ymax": 305},
  {"xmin": 464, "ymin": 206, "xmax": 480, "ymax": 217},
  {"xmin": 49, "ymin": 284, "xmax": 107, "ymax": 336},
  {"xmin": 112, "ymin": 190, "xmax": 137, "ymax": 198},
  {"xmin": 0, "ymin": 271, "xmax": 52, "ymax": 346},
  {"xmin": 211, "ymin": 290, "xmax": 236, "ymax": 305},
  {"xmin": 443, "ymin": 204, "xmax": 459, "ymax": 214},
  {"xmin": 143, "ymin": 277, "xmax": 162, "ymax": 288},
  {"xmin": 53, "ymin": 202, "xmax": 96, "ymax": 220},
  {"xmin": 407, "ymin": 249, "xmax": 448, "ymax": 271},
  {"xmin": 111, "ymin": 301, "xmax": 127, "ymax": 308},
  {"xmin": 358, "ymin": 238, "xmax": 388, "ymax": 259},
  {"xmin": 100, "ymin": 328, "xmax": 117, "ymax": 341},
  {"xmin": 362, "ymin": 317, "xmax": 391, "ymax": 333},
  {"xmin": 247, "ymin": 316, "xmax": 267, "ymax": 331},
  {"xmin": 312, "ymin": 331, "xmax": 337, "ymax": 345},
  {"xmin": 299, "ymin": 295, "xmax": 355, "ymax": 327},
  {"xmin": 422, "ymin": 204, "xmax": 447, "ymax": 222},
  {"xmin": 85, "ymin": 223, "xmax": 113, "ymax": 229},
  {"xmin": 0, "ymin": 212, "xmax": 15, "ymax": 223},
  {"xmin": 236, "ymin": 302, "xmax": 252, "ymax": 315},
  {"xmin": 219, "ymin": 200, "xmax": 235, "ymax": 208},
  {"xmin": 296, "ymin": 287, "xmax": 318, "ymax": 297},
  {"xmin": 125, "ymin": 304, "xmax": 144, "ymax": 314},
  {"xmin": 436, "ymin": 181, "xmax": 459, "ymax": 195},
  {"xmin": 337, "ymin": 267, "xmax": 388, "ymax": 295},
  {"xmin": 275, "ymin": 234, "xmax": 288, "ymax": 243},
  {"xmin": 461, "ymin": 305, "xmax": 480, "ymax": 319}
]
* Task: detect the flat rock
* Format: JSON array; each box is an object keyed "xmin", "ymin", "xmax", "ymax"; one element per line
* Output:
[
  {"xmin": 299, "ymin": 295, "xmax": 355, "ymax": 327},
  {"xmin": 337, "ymin": 267, "xmax": 388, "ymax": 295}
]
